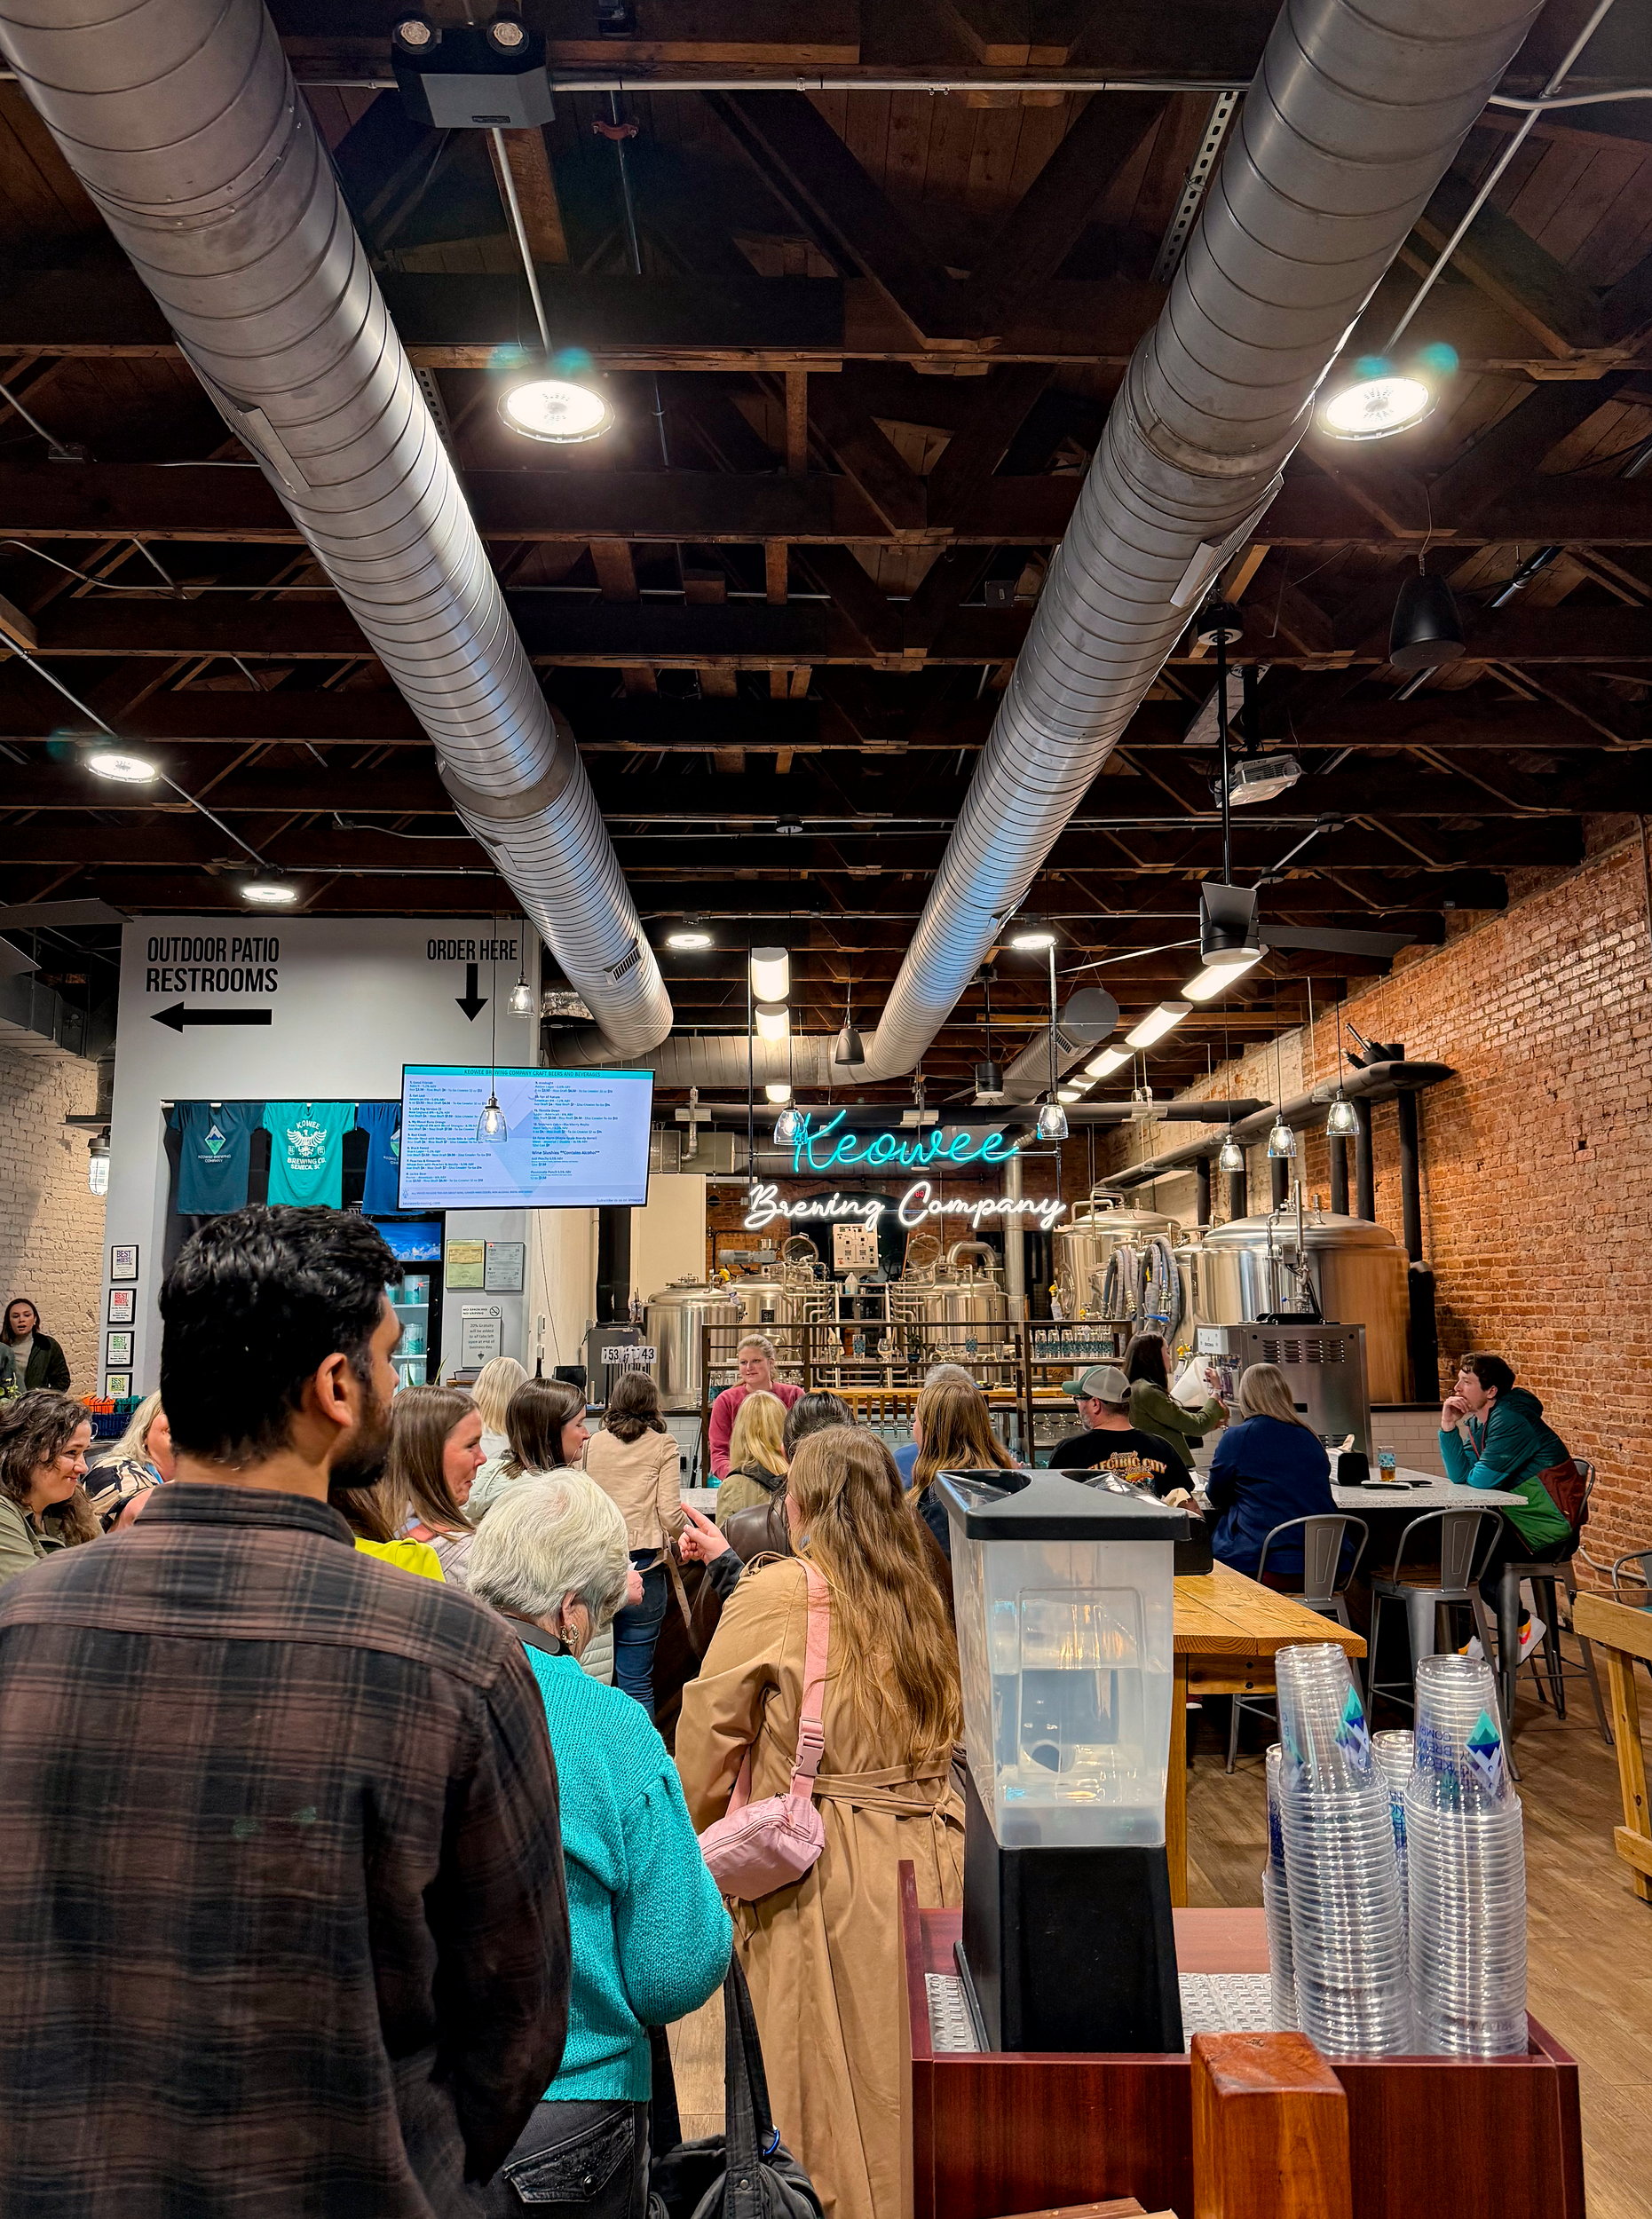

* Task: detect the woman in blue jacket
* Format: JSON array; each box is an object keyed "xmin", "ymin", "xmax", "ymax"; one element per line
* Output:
[
  {"xmin": 469, "ymin": 1472, "xmax": 732, "ymax": 2219},
  {"xmin": 1205, "ymin": 1363, "xmax": 1336, "ymax": 1582}
]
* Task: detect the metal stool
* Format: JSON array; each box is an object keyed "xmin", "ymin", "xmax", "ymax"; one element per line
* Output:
[
  {"xmin": 1226, "ymin": 1513, "xmax": 1369, "ymax": 1773},
  {"xmin": 1494, "ymin": 1465, "xmax": 1611, "ymax": 1746},
  {"xmin": 1369, "ymin": 1507, "xmax": 1509, "ymax": 1749}
]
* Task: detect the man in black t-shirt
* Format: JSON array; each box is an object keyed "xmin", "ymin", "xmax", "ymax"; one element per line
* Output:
[{"xmin": 1048, "ymin": 1364, "xmax": 1190, "ymax": 1501}]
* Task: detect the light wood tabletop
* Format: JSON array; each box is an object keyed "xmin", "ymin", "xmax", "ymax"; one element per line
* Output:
[{"xmin": 1167, "ymin": 1566, "xmax": 1366, "ymax": 1906}]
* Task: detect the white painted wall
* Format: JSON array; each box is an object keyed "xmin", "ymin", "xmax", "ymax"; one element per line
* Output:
[
  {"xmin": 527, "ymin": 1205, "xmax": 600, "ymax": 1379},
  {"xmin": 631, "ymin": 1173, "xmax": 707, "ymax": 1300},
  {"xmin": 107, "ymin": 917, "xmax": 538, "ymax": 1389}
]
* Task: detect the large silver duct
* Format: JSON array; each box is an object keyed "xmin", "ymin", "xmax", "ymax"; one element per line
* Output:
[
  {"xmin": 0, "ymin": 0, "xmax": 671, "ymax": 1062},
  {"xmin": 852, "ymin": 0, "xmax": 1543, "ymax": 1082}
]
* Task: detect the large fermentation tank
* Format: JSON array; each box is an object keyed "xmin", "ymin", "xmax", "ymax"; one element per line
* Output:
[
  {"xmin": 1051, "ymin": 1195, "xmax": 1182, "ymax": 1331},
  {"xmin": 645, "ymin": 1279, "xmax": 741, "ymax": 1411},
  {"xmin": 1183, "ymin": 1209, "xmax": 1410, "ymax": 1403}
]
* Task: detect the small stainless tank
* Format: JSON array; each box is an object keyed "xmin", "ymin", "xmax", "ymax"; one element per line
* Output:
[
  {"xmin": 1185, "ymin": 1209, "xmax": 1410, "ymax": 1403},
  {"xmin": 1051, "ymin": 1193, "xmax": 1182, "ymax": 1320},
  {"xmin": 644, "ymin": 1279, "xmax": 742, "ymax": 1411}
]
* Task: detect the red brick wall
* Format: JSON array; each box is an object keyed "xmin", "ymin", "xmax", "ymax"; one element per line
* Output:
[{"xmin": 1087, "ymin": 836, "xmax": 1651, "ymax": 1565}]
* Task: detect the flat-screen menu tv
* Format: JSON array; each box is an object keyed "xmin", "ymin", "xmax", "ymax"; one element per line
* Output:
[{"xmin": 399, "ymin": 1065, "xmax": 653, "ymax": 1210}]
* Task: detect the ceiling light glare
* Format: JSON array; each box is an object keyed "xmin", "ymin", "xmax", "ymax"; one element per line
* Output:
[
  {"xmin": 1125, "ymin": 1001, "xmax": 1192, "ymax": 1050},
  {"xmin": 666, "ymin": 924, "xmax": 714, "ymax": 950},
  {"xmin": 749, "ymin": 947, "xmax": 789, "ymax": 1001},
  {"xmin": 1008, "ymin": 922, "xmax": 1055, "ymax": 951},
  {"xmin": 1084, "ymin": 1046, "xmax": 1132, "ymax": 1081},
  {"xmin": 499, "ymin": 377, "xmax": 613, "ymax": 445},
  {"xmin": 240, "ymin": 876, "xmax": 298, "ymax": 905},
  {"xmin": 754, "ymin": 1000, "xmax": 788, "ymax": 1043},
  {"xmin": 1319, "ymin": 365, "xmax": 1433, "ymax": 442},
  {"xmin": 1183, "ymin": 952, "xmax": 1264, "ymax": 1003},
  {"xmin": 83, "ymin": 746, "xmax": 159, "ymax": 783}
]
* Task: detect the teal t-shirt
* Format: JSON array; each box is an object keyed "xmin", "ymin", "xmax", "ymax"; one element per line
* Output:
[{"xmin": 261, "ymin": 1101, "xmax": 356, "ymax": 1208}]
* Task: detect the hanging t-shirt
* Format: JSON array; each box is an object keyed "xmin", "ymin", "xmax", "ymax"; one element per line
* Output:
[
  {"xmin": 262, "ymin": 1102, "xmax": 356, "ymax": 1209},
  {"xmin": 169, "ymin": 1102, "xmax": 264, "ymax": 1216},
  {"xmin": 356, "ymin": 1102, "xmax": 404, "ymax": 1214}
]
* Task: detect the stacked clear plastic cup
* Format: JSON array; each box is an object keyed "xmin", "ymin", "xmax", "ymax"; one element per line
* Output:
[
  {"xmin": 1374, "ymin": 1728, "xmax": 1414, "ymax": 1926},
  {"xmin": 1263, "ymin": 1741, "xmax": 1298, "ymax": 2030},
  {"xmin": 1275, "ymin": 1642, "xmax": 1411, "ymax": 2057},
  {"xmin": 1405, "ymin": 1654, "xmax": 1528, "ymax": 2057}
]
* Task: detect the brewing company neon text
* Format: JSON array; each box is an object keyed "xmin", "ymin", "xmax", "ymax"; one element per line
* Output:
[
  {"xmin": 790, "ymin": 1110, "xmax": 1018, "ymax": 1175},
  {"xmin": 742, "ymin": 1181, "xmax": 1068, "ymax": 1235}
]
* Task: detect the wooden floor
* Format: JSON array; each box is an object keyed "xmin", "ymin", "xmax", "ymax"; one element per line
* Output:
[{"xmin": 668, "ymin": 1639, "xmax": 1648, "ymax": 2217}]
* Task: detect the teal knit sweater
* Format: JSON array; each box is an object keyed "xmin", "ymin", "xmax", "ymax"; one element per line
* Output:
[{"xmin": 521, "ymin": 1644, "xmax": 731, "ymax": 2101}]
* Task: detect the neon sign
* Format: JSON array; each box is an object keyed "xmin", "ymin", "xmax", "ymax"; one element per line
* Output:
[
  {"xmin": 743, "ymin": 1181, "xmax": 1067, "ymax": 1235},
  {"xmin": 789, "ymin": 1110, "xmax": 1018, "ymax": 1175}
]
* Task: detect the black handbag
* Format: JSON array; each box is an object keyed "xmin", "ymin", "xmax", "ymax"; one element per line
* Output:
[{"xmin": 646, "ymin": 1961, "xmax": 822, "ymax": 2219}]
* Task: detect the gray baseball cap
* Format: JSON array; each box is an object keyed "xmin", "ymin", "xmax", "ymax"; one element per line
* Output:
[{"xmin": 1063, "ymin": 1364, "xmax": 1130, "ymax": 1403}]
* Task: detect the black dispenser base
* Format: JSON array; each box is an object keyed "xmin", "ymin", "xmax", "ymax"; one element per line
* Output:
[{"xmin": 959, "ymin": 1766, "xmax": 1183, "ymax": 2054}]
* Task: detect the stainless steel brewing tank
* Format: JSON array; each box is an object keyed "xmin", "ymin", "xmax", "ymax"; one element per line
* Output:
[
  {"xmin": 645, "ymin": 1279, "xmax": 742, "ymax": 1410},
  {"xmin": 1051, "ymin": 1196, "xmax": 1182, "ymax": 1318},
  {"xmin": 1184, "ymin": 1210, "xmax": 1410, "ymax": 1403}
]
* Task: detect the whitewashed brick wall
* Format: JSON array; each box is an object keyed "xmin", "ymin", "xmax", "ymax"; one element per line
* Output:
[{"xmin": 0, "ymin": 1046, "xmax": 106, "ymax": 1394}]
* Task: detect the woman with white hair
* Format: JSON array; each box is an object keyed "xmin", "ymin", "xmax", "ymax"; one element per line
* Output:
[{"xmin": 468, "ymin": 1473, "xmax": 731, "ymax": 2218}]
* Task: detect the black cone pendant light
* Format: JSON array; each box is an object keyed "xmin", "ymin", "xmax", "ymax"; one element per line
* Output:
[{"xmin": 1389, "ymin": 565, "xmax": 1465, "ymax": 669}]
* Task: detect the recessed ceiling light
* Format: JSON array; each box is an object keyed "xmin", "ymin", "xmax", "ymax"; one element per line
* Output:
[
  {"xmin": 83, "ymin": 745, "xmax": 159, "ymax": 783},
  {"xmin": 499, "ymin": 377, "xmax": 613, "ymax": 444}
]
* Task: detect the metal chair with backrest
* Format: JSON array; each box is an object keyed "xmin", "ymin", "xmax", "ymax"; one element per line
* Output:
[
  {"xmin": 1369, "ymin": 1506, "xmax": 1511, "ymax": 1752},
  {"xmin": 1225, "ymin": 1513, "xmax": 1370, "ymax": 1773},
  {"xmin": 1492, "ymin": 1459, "xmax": 1611, "ymax": 1747}
]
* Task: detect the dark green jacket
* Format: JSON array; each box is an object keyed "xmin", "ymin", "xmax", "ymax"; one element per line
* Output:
[
  {"xmin": 7, "ymin": 1335, "xmax": 71, "ymax": 1393},
  {"xmin": 1439, "ymin": 1386, "xmax": 1572, "ymax": 1551}
]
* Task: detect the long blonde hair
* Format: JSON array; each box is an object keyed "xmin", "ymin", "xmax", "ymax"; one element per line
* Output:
[
  {"xmin": 728, "ymin": 1387, "xmax": 788, "ymax": 1477},
  {"xmin": 473, "ymin": 1355, "xmax": 528, "ymax": 1437},
  {"xmin": 109, "ymin": 1389, "xmax": 164, "ymax": 1466},
  {"xmin": 911, "ymin": 1376, "xmax": 1015, "ymax": 1497},
  {"xmin": 787, "ymin": 1426, "xmax": 960, "ymax": 1765},
  {"xmin": 1235, "ymin": 1362, "xmax": 1312, "ymax": 1429}
]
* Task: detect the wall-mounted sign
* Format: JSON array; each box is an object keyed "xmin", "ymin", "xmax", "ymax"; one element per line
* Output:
[
  {"xmin": 788, "ymin": 1110, "xmax": 1018, "ymax": 1176},
  {"xmin": 832, "ymin": 1222, "xmax": 880, "ymax": 1271},
  {"xmin": 744, "ymin": 1180, "xmax": 1067, "ymax": 1236},
  {"xmin": 459, "ymin": 1304, "xmax": 504, "ymax": 1366},
  {"xmin": 604, "ymin": 1344, "xmax": 658, "ymax": 1371}
]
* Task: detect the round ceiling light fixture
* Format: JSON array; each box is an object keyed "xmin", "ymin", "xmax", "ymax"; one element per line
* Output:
[
  {"xmin": 239, "ymin": 873, "xmax": 299, "ymax": 906},
  {"xmin": 83, "ymin": 744, "xmax": 160, "ymax": 784},
  {"xmin": 1318, "ymin": 345, "xmax": 1455, "ymax": 443},
  {"xmin": 666, "ymin": 921, "xmax": 714, "ymax": 950},
  {"xmin": 499, "ymin": 376, "xmax": 613, "ymax": 445}
]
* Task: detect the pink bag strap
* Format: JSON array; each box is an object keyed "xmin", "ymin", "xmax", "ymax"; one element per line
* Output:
[
  {"xmin": 788, "ymin": 1561, "xmax": 830, "ymax": 1799},
  {"xmin": 722, "ymin": 1562, "xmax": 831, "ymax": 1812}
]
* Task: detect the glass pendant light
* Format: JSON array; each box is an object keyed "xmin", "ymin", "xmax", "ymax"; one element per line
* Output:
[
  {"xmin": 508, "ymin": 967, "xmax": 534, "ymax": 1017},
  {"xmin": 87, "ymin": 1132, "xmax": 110, "ymax": 1196},
  {"xmin": 477, "ymin": 1088, "xmax": 508, "ymax": 1141},
  {"xmin": 1266, "ymin": 1115, "xmax": 1296, "ymax": 1159},
  {"xmin": 1218, "ymin": 1133, "xmax": 1245, "ymax": 1175},
  {"xmin": 1327, "ymin": 1094, "xmax": 1359, "ymax": 1137},
  {"xmin": 1036, "ymin": 1101, "xmax": 1069, "ymax": 1141}
]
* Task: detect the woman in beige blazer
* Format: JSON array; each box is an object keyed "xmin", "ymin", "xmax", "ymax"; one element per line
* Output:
[{"xmin": 583, "ymin": 1369, "xmax": 683, "ymax": 1716}]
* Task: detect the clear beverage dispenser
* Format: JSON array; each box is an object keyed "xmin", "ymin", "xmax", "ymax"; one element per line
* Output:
[{"xmin": 937, "ymin": 1468, "xmax": 1186, "ymax": 2053}]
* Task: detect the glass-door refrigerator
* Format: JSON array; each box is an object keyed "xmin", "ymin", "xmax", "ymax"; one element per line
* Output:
[{"xmin": 375, "ymin": 1216, "xmax": 445, "ymax": 1391}]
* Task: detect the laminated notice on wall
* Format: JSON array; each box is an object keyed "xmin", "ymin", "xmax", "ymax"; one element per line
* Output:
[
  {"xmin": 833, "ymin": 1221, "xmax": 879, "ymax": 1271},
  {"xmin": 446, "ymin": 1239, "xmax": 485, "ymax": 1288},
  {"xmin": 459, "ymin": 1305, "xmax": 503, "ymax": 1366}
]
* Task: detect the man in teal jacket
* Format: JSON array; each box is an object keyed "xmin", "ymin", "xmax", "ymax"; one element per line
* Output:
[{"xmin": 1441, "ymin": 1352, "xmax": 1574, "ymax": 1658}]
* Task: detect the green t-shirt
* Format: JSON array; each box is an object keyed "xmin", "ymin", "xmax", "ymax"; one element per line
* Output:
[{"xmin": 261, "ymin": 1101, "xmax": 356, "ymax": 1208}]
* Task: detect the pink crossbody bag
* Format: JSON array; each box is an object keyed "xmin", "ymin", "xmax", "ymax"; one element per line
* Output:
[{"xmin": 698, "ymin": 1562, "xmax": 829, "ymax": 1901}]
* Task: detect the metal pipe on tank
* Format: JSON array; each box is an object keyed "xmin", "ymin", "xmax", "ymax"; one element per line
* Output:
[
  {"xmin": 1329, "ymin": 1133, "xmax": 1350, "ymax": 1216},
  {"xmin": 1003, "ymin": 1150, "xmax": 1028, "ymax": 1321},
  {"xmin": 1354, "ymin": 1100, "xmax": 1376, "ymax": 1222}
]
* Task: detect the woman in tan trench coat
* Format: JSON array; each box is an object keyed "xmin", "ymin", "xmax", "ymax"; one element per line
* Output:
[{"xmin": 676, "ymin": 1426, "xmax": 963, "ymax": 2219}]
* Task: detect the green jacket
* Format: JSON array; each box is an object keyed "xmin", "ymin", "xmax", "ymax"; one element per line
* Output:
[
  {"xmin": 0, "ymin": 1495, "xmax": 57, "ymax": 1590},
  {"xmin": 1128, "ymin": 1379, "xmax": 1225, "ymax": 1476},
  {"xmin": 1439, "ymin": 1386, "xmax": 1572, "ymax": 1551}
]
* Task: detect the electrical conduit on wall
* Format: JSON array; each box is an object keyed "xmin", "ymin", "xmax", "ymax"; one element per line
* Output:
[{"xmin": 0, "ymin": 0, "xmax": 671, "ymax": 1062}]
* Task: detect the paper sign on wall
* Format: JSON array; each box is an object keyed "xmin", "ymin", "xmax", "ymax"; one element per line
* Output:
[
  {"xmin": 459, "ymin": 1305, "xmax": 504, "ymax": 1366},
  {"xmin": 446, "ymin": 1239, "xmax": 485, "ymax": 1288},
  {"xmin": 832, "ymin": 1221, "xmax": 879, "ymax": 1271}
]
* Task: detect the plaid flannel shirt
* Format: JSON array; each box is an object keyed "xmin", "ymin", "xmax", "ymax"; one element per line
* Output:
[{"xmin": 0, "ymin": 1483, "xmax": 569, "ymax": 2218}]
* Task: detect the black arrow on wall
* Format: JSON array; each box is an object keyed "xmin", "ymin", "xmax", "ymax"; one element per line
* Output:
[
  {"xmin": 152, "ymin": 1005, "xmax": 273, "ymax": 1032},
  {"xmin": 456, "ymin": 963, "xmax": 488, "ymax": 1022}
]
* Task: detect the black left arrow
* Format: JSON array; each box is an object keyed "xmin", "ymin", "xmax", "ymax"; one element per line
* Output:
[
  {"xmin": 456, "ymin": 961, "xmax": 488, "ymax": 1021},
  {"xmin": 152, "ymin": 1004, "xmax": 273, "ymax": 1032}
]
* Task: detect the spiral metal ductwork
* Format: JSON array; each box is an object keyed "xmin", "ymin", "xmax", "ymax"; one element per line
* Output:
[
  {"xmin": 847, "ymin": 0, "xmax": 1543, "ymax": 1084},
  {"xmin": 0, "ymin": 0, "xmax": 671, "ymax": 1062}
]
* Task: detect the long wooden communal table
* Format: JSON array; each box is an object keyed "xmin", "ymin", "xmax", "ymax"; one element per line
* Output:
[{"xmin": 1170, "ymin": 1566, "xmax": 1366, "ymax": 1905}]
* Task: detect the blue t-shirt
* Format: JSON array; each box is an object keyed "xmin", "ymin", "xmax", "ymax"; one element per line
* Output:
[
  {"xmin": 893, "ymin": 1441, "xmax": 920, "ymax": 1483},
  {"xmin": 168, "ymin": 1102, "xmax": 264, "ymax": 1216},
  {"xmin": 261, "ymin": 1102, "xmax": 356, "ymax": 1209},
  {"xmin": 355, "ymin": 1102, "xmax": 403, "ymax": 1214}
]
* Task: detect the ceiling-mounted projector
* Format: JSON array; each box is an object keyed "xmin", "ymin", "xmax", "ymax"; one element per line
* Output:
[{"xmin": 1227, "ymin": 754, "xmax": 1302, "ymax": 807}]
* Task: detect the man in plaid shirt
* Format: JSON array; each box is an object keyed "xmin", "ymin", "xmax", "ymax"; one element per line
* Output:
[{"xmin": 0, "ymin": 1207, "xmax": 570, "ymax": 2215}]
